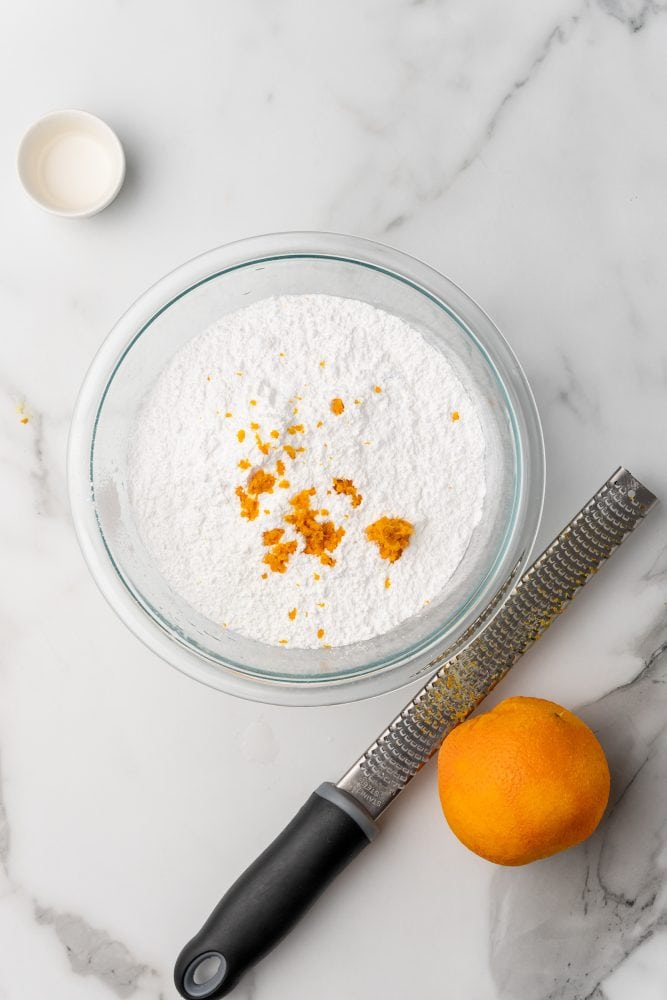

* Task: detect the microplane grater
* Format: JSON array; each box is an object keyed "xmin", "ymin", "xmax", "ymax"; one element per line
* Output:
[{"xmin": 176, "ymin": 466, "xmax": 657, "ymax": 1000}]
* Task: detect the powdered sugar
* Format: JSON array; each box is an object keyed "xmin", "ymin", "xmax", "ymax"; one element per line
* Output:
[{"xmin": 127, "ymin": 294, "xmax": 486, "ymax": 649}]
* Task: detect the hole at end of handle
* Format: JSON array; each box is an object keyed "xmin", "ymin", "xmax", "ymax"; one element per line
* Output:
[{"xmin": 182, "ymin": 952, "xmax": 227, "ymax": 998}]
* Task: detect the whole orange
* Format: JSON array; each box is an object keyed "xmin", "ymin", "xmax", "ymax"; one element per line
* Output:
[{"xmin": 437, "ymin": 696, "xmax": 610, "ymax": 865}]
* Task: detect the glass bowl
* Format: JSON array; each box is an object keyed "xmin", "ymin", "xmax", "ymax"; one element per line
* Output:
[{"xmin": 68, "ymin": 233, "xmax": 544, "ymax": 706}]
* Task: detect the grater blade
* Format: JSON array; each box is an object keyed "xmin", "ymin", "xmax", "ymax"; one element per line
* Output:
[{"xmin": 337, "ymin": 467, "xmax": 657, "ymax": 820}]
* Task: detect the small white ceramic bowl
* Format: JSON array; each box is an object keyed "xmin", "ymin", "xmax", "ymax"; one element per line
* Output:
[{"xmin": 17, "ymin": 109, "xmax": 125, "ymax": 218}]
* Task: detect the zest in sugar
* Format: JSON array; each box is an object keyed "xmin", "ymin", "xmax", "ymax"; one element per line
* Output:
[{"xmin": 127, "ymin": 294, "xmax": 486, "ymax": 649}]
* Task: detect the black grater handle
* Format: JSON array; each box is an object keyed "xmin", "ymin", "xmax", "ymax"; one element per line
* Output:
[{"xmin": 174, "ymin": 784, "xmax": 377, "ymax": 999}]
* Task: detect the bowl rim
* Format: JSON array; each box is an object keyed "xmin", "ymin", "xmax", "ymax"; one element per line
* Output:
[{"xmin": 67, "ymin": 231, "xmax": 545, "ymax": 705}]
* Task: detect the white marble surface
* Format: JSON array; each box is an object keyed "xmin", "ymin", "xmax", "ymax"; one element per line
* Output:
[{"xmin": 2, "ymin": 1, "xmax": 667, "ymax": 997}]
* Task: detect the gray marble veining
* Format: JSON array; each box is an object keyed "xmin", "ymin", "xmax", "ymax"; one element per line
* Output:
[
  {"xmin": 35, "ymin": 907, "xmax": 153, "ymax": 998},
  {"xmin": 490, "ymin": 636, "xmax": 667, "ymax": 999}
]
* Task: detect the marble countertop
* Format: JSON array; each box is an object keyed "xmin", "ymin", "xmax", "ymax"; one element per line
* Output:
[{"xmin": 2, "ymin": 1, "xmax": 667, "ymax": 998}]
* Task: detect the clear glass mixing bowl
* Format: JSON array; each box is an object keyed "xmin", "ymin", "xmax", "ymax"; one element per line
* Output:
[{"xmin": 68, "ymin": 233, "xmax": 544, "ymax": 705}]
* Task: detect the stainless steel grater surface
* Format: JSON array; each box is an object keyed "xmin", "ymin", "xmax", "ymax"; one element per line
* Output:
[{"xmin": 337, "ymin": 467, "xmax": 658, "ymax": 819}]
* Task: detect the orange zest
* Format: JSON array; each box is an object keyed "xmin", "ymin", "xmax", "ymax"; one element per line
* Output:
[
  {"xmin": 236, "ymin": 470, "xmax": 277, "ymax": 521},
  {"xmin": 332, "ymin": 477, "xmax": 362, "ymax": 508},
  {"xmin": 263, "ymin": 540, "xmax": 298, "ymax": 574},
  {"xmin": 365, "ymin": 517, "xmax": 413, "ymax": 563},
  {"xmin": 284, "ymin": 489, "xmax": 345, "ymax": 567},
  {"xmin": 254, "ymin": 432, "xmax": 270, "ymax": 455},
  {"xmin": 247, "ymin": 469, "xmax": 276, "ymax": 496},
  {"xmin": 235, "ymin": 486, "xmax": 259, "ymax": 521}
]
